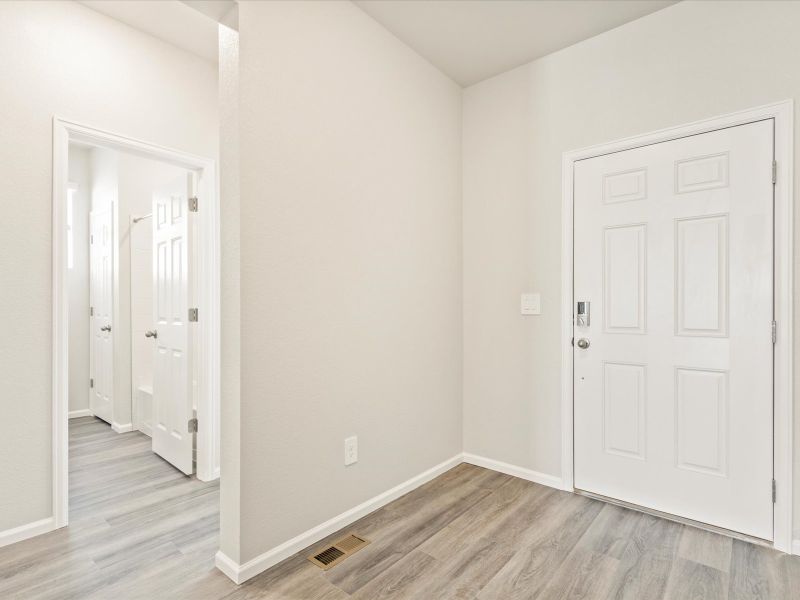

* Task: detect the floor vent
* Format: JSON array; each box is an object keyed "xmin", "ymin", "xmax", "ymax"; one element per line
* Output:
[{"xmin": 308, "ymin": 534, "xmax": 370, "ymax": 570}]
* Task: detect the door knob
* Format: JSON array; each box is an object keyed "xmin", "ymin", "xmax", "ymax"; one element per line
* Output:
[
  {"xmin": 101, "ymin": 325, "xmax": 111, "ymax": 332},
  {"xmin": 145, "ymin": 330, "xmax": 158, "ymax": 339},
  {"xmin": 576, "ymin": 338, "xmax": 590, "ymax": 349}
]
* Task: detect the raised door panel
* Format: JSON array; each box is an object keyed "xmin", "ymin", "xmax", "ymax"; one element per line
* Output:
[
  {"xmin": 675, "ymin": 215, "xmax": 728, "ymax": 337},
  {"xmin": 603, "ymin": 224, "xmax": 646, "ymax": 333},
  {"xmin": 675, "ymin": 368, "xmax": 728, "ymax": 477},
  {"xmin": 603, "ymin": 168, "xmax": 647, "ymax": 204},
  {"xmin": 603, "ymin": 362, "xmax": 646, "ymax": 460},
  {"xmin": 675, "ymin": 153, "xmax": 729, "ymax": 194}
]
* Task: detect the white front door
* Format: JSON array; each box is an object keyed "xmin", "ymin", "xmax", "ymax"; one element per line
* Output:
[
  {"xmin": 573, "ymin": 120, "xmax": 774, "ymax": 540},
  {"xmin": 151, "ymin": 173, "xmax": 195, "ymax": 475},
  {"xmin": 89, "ymin": 207, "xmax": 113, "ymax": 424}
]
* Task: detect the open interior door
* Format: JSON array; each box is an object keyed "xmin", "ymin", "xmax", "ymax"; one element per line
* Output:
[
  {"xmin": 89, "ymin": 207, "xmax": 113, "ymax": 424},
  {"xmin": 151, "ymin": 172, "xmax": 196, "ymax": 475}
]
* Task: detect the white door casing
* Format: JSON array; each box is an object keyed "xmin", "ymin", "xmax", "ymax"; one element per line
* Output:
[
  {"xmin": 151, "ymin": 173, "xmax": 196, "ymax": 475},
  {"xmin": 53, "ymin": 117, "xmax": 219, "ymax": 533},
  {"xmin": 573, "ymin": 121, "xmax": 774, "ymax": 540},
  {"xmin": 89, "ymin": 207, "xmax": 113, "ymax": 424}
]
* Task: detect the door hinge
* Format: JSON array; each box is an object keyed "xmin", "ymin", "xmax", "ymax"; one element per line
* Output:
[
  {"xmin": 90, "ymin": 378, "xmax": 94, "ymax": 389},
  {"xmin": 772, "ymin": 160, "xmax": 777, "ymax": 184},
  {"xmin": 772, "ymin": 320, "xmax": 777, "ymax": 344},
  {"xmin": 772, "ymin": 479, "xmax": 777, "ymax": 503},
  {"xmin": 90, "ymin": 234, "xmax": 94, "ymax": 244},
  {"xmin": 188, "ymin": 308, "xmax": 199, "ymax": 322},
  {"xmin": 90, "ymin": 306, "xmax": 94, "ymax": 317},
  {"xmin": 188, "ymin": 418, "xmax": 198, "ymax": 433},
  {"xmin": 188, "ymin": 196, "xmax": 199, "ymax": 212}
]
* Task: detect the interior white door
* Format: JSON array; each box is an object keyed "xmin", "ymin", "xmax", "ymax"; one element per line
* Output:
[
  {"xmin": 151, "ymin": 173, "xmax": 195, "ymax": 475},
  {"xmin": 89, "ymin": 207, "xmax": 114, "ymax": 424},
  {"xmin": 573, "ymin": 120, "xmax": 774, "ymax": 540}
]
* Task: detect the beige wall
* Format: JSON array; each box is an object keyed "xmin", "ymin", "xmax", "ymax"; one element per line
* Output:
[
  {"xmin": 462, "ymin": 0, "xmax": 800, "ymax": 537},
  {"xmin": 0, "ymin": 0, "xmax": 217, "ymax": 533},
  {"xmin": 233, "ymin": 0, "xmax": 462, "ymax": 563}
]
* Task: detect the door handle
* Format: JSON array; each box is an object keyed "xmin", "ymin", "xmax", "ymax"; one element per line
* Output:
[
  {"xmin": 100, "ymin": 325, "xmax": 111, "ymax": 332},
  {"xmin": 576, "ymin": 338, "xmax": 590, "ymax": 349},
  {"xmin": 145, "ymin": 330, "xmax": 158, "ymax": 339}
]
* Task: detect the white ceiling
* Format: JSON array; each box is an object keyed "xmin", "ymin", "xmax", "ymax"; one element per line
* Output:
[
  {"xmin": 78, "ymin": 1, "xmax": 676, "ymax": 85},
  {"xmin": 78, "ymin": 0, "xmax": 228, "ymax": 64},
  {"xmin": 354, "ymin": 0, "xmax": 677, "ymax": 86}
]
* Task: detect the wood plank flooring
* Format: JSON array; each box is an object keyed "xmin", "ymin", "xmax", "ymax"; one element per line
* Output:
[
  {"xmin": 1, "ymin": 417, "xmax": 798, "ymax": 599},
  {"xmin": 0, "ymin": 417, "xmax": 224, "ymax": 600}
]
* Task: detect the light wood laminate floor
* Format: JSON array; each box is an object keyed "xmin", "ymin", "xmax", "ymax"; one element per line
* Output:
[{"xmin": 1, "ymin": 417, "xmax": 798, "ymax": 599}]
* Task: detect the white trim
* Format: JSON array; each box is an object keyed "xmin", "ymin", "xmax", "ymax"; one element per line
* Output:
[
  {"xmin": 111, "ymin": 422, "xmax": 134, "ymax": 434},
  {"xmin": 771, "ymin": 102, "xmax": 795, "ymax": 555},
  {"xmin": 214, "ymin": 550, "xmax": 241, "ymax": 584},
  {"xmin": 52, "ymin": 116, "xmax": 221, "ymax": 537},
  {"xmin": 462, "ymin": 453, "xmax": 565, "ymax": 490},
  {"xmin": 195, "ymin": 152, "xmax": 222, "ymax": 483},
  {"xmin": 0, "ymin": 518, "xmax": 56, "ymax": 549},
  {"xmin": 215, "ymin": 454, "xmax": 463, "ymax": 584},
  {"xmin": 53, "ymin": 120, "xmax": 70, "ymax": 530},
  {"xmin": 560, "ymin": 100, "xmax": 794, "ymax": 553},
  {"xmin": 68, "ymin": 409, "xmax": 93, "ymax": 419},
  {"xmin": 792, "ymin": 539, "xmax": 800, "ymax": 556}
]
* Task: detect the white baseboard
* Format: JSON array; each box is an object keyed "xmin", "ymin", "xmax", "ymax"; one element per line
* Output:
[
  {"xmin": 0, "ymin": 517, "xmax": 56, "ymax": 549},
  {"xmin": 68, "ymin": 409, "xmax": 92, "ymax": 419},
  {"xmin": 197, "ymin": 466, "xmax": 220, "ymax": 483},
  {"xmin": 214, "ymin": 550, "xmax": 241, "ymax": 584},
  {"xmin": 792, "ymin": 539, "xmax": 800, "ymax": 555},
  {"xmin": 112, "ymin": 422, "xmax": 134, "ymax": 434},
  {"xmin": 462, "ymin": 453, "xmax": 566, "ymax": 490},
  {"xmin": 215, "ymin": 453, "xmax": 463, "ymax": 584}
]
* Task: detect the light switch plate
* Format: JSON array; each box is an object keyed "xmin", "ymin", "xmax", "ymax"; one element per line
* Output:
[{"xmin": 520, "ymin": 293, "xmax": 541, "ymax": 315}]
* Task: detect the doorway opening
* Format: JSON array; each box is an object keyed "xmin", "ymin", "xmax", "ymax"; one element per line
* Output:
[{"xmin": 53, "ymin": 118, "xmax": 220, "ymax": 529}]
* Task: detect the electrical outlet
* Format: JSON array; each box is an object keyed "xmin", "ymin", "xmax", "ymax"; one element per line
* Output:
[{"xmin": 344, "ymin": 436, "xmax": 358, "ymax": 466}]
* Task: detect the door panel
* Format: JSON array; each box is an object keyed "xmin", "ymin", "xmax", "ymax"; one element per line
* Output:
[
  {"xmin": 603, "ymin": 362, "xmax": 646, "ymax": 461},
  {"xmin": 675, "ymin": 367, "xmax": 728, "ymax": 477},
  {"xmin": 89, "ymin": 208, "xmax": 113, "ymax": 424},
  {"xmin": 151, "ymin": 173, "xmax": 195, "ymax": 475},
  {"xmin": 603, "ymin": 224, "xmax": 646, "ymax": 333},
  {"xmin": 573, "ymin": 120, "xmax": 773, "ymax": 540},
  {"xmin": 675, "ymin": 215, "xmax": 728, "ymax": 336}
]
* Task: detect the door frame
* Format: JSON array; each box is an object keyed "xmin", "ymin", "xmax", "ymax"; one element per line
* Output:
[
  {"xmin": 560, "ymin": 100, "xmax": 794, "ymax": 553},
  {"xmin": 52, "ymin": 117, "xmax": 221, "ymax": 530}
]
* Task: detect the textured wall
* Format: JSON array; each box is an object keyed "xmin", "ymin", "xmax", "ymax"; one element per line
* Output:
[{"xmin": 235, "ymin": 0, "xmax": 462, "ymax": 563}]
